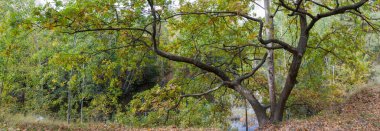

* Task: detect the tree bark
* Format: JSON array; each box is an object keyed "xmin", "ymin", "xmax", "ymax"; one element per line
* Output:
[
  {"xmin": 0, "ymin": 81, "xmax": 2, "ymax": 104},
  {"xmin": 264, "ymin": 0, "xmax": 277, "ymax": 121},
  {"xmin": 67, "ymin": 89, "xmax": 71, "ymax": 124},
  {"xmin": 81, "ymin": 64, "xmax": 85, "ymax": 124},
  {"xmin": 274, "ymin": 14, "xmax": 309, "ymax": 122},
  {"xmin": 234, "ymin": 84, "xmax": 269, "ymax": 126},
  {"xmin": 245, "ymin": 100, "xmax": 248, "ymax": 131}
]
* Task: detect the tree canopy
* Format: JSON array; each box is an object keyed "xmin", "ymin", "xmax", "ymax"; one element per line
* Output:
[{"xmin": 1, "ymin": 0, "xmax": 380, "ymax": 129}]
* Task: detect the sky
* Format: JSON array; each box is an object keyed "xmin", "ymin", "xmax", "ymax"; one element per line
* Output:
[
  {"xmin": 35, "ymin": 0, "xmax": 53, "ymax": 6},
  {"xmin": 253, "ymin": 0, "xmax": 265, "ymax": 18}
]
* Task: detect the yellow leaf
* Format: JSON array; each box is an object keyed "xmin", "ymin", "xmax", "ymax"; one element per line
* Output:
[{"xmin": 248, "ymin": 33, "xmax": 257, "ymax": 39}]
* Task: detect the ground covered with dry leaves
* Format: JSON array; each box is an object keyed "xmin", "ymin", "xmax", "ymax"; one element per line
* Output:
[
  {"xmin": 3, "ymin": 123, "xmax": 219, "ymax": 131},
  {"xmin": 2, "ymin": 121, "xmax": 221, "ymax": 131},
  {"xmin": 263, "ymin": 86, "xmax": 380, "ymax": 130}
]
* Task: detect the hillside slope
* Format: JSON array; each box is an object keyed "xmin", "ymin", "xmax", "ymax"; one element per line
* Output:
[{"xmin": 263, "ymin": 86, "xmax": 380, "ymax": 130}]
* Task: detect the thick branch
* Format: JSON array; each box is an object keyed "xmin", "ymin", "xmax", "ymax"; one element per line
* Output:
[
  {"xmin": 307, "ymin": 0, "xmax": 377, "ymax": 32},
  {"xmin": 147, "ymin": 1, "xmax": 231, "ymax": 81},
  {"xmin": 154, "ymin": 50, "xmax": 231, "ymax": 81},
  {"xmin": 289, "ymin": 0, "xmax": 304, "ymax": 16},
  {"xmin": 278, "ymin": 0, "xmax": 316, "ymax": 18},
  {"xmin": 307, "ymin": 0, "xmax": 369, "ymax": 32},
  {"xmin": 316, "ymin": 0, "xmax": 368, "ymax": 18},
  {"xmin": 260, "ymin": 39, "xmax": 298, "ymax": 55},
  {"xmin": 165, "ymin": 12, "xmax": 298, "ymax": 54}
]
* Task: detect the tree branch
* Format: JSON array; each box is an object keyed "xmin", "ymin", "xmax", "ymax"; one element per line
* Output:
[
  {"xmin": 236, "ymin": 53, "xmax": 268, "ymax": 83},
  {"xmin": 260, "ymin": 39, "xmax": 298, "ymax": 55},
  {"xmin": 306, "ymin": 0, "xmax": 332, "ymax": 10},
  {"xmin": 289, "ymin": 0, "xmax": 304, "ymax": 16},
  {"xmin": 348, "ymin": 10, "xmax": 380, "ymax": 32},
  {"xmin": 180, "ymin": 83, "xmax": 225, "ymax": 98},
  {"xmin": 164, "ymin": 12, "xmax": 298, "ymax": 55},
  {"xmin": 147, "ymin": 1, "xmax": 232, "ymax": 81},
  {"xmin": 63, "ymin": 27, "xmax": 152, "ymax": 35},
  {"xmin": 251, "ymin": 0, "xmax": 265, "ymax": 9},
  {"xmin": 307, "ymin": 0, "xmax": 369, "ymax": 32},
  {"xmin": 278, "ymin": 0, "xmax": 316, "ymax": 19}
]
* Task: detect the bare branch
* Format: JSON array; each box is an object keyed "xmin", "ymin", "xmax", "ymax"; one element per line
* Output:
[
  {"xmin": 215, "ymin": 43, "xmax": 285, "ymax": 52},
  {"xmin": 289, "ymin": 0, "xmax": 304, "ymax": 16},
  {"xmin": 181, "ymin": 83, "xmax": 225, "ymax": 98},
  {"xmin": 63, "ymin": 27, "xmax": 152, "ymax": 35},
  {"xmin": 272, "ymin": 5, "xmax": 281, "ymax": 17},
  {"xmin": 335, "ymin": 0, "xmax": 340, "ymax": 8},
  {"xmin": 236, "ymin": 53, "xmax": 268, "ymax": 83},
  {"xmin": 306, "ymin": 0, "xmax": 332, "ymax": 10},
  {"xmin": 251, "ymin": 0, "xmax": 265, "ymax": 9},
  {"xmin": 307, "ymin": 46, "xmax": 344, "ymax": 61},
  {"xmin": 348, "ymin": 10, "xmax": 380, "ymax": 32},
  {"xmin": 278, "ymin": 0, "xmax": 316, "ymax": 19}
]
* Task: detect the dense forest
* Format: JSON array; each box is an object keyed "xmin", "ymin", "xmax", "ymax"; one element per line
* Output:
[{"xmin": 1, "ymin": 0, "xmax": 380, "ymax": 130}]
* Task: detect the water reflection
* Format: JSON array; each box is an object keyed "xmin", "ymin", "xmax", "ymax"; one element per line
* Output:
[{"xmin": 229, "ymin": 106, "xmax": 259, "ymax": 131}]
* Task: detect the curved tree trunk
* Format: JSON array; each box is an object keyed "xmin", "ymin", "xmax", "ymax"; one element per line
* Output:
[
  {"xmin": 146, "ymin": 0, "xmax": 369, "ymax": 127},
  {"xmin": 274, "ymin": 14, "xmax": 309, "ymax": 122},
  {"xmin": 234, "ymin": 84, "xmax": 269, "ymax": 126}
]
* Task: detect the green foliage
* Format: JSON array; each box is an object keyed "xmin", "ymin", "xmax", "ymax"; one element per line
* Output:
[
  {"xmin": 0, "ymin": 0, "xmax": 378, "ymax": 128},
  {"xmin": 120, "ymin": 82, "xmax": 230, "ymax": 128}
]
